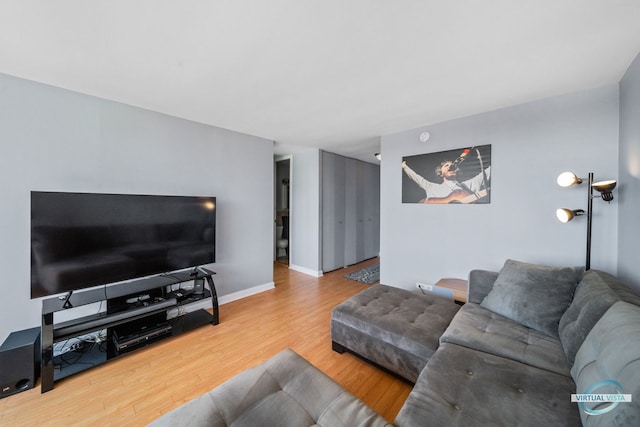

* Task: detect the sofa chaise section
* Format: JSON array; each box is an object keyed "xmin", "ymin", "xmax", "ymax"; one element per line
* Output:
[
  {"xmin": 331, "ymin": 284, "xmax": 460, "ymax": 383},
  {"xmin": 148, "ymin": 348, "xmax": 391, "ymax": 427}
]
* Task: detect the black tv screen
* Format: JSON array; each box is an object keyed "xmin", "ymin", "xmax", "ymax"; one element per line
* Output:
[{"xmin": 30, "ymin": 191, "xmax": 216, "ymax": 299}]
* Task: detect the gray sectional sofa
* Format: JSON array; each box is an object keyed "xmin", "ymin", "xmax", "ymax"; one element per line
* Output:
[
  {"xmin": 150, "ymin": 260, "xmax": 640, "ymax": 426},
  {"xmin": 350, "ymin": 261, "xmax": 640, "ymax": 426}
]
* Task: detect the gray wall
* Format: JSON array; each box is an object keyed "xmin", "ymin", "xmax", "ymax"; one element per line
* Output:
[
  {"xmin": 618, "ymin": 51, "xmax": 640, "ymax": 293},
  {"xmin": 289, "ymin": 149, "xmax": 322, "ymax": 276},
  {"xmin": 380, "ymin": 85, "xmax": 620, "ymax": 290},
  {"xmin": 0, "ymin": 73, "xmax": 274, "ymax": 342}
]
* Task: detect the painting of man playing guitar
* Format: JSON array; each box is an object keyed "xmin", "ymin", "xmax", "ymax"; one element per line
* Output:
[{"xmin": 402, "ymin": 145, "xmax": 491, "ymax": 204}]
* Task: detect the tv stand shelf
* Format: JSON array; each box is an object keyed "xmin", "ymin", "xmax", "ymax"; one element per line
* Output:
[{"xmin": 41, "ymin": 268, "xmax": 219, "ymax": 392}]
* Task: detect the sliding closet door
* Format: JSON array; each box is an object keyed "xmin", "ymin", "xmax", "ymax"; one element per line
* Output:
[
  {"xmin": 344, "ymin": 158, "xmax": 365, "ymax": 266},
  {"xmin": 363, "ymin": 162, "xmax": 380, "ymax": 260},
  {"xmin": 322, "ymin": 152, "xmax": 346, "ymax": 272},
  {"xmin": 321, "ymin": 151, "xmax": 380, "ymax": 273}
]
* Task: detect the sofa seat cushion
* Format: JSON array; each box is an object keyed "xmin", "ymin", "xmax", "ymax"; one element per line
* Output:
[
  {"xmin": 480, "ymin": 259, "xmax": 581, "ymax": 338},
  {"xmin": 148, "ymin": 349, "xmax": 390, "ymax": 427},
  {"xmin": 559, "ymin": 269, "xmax": 640, "ymax": 368},
  {"xmin": 571, "ymin": 302, "xmax": 640, "ymax": 426},
  {"xmin": 440, "ymin": 302, "xmax": 570, "ymax": 377},
  {"xmin": 331, "ymin": 284, "xmax": 460, "ymax": 383},
  {"xmin": 394, "ymin": 342, "xmax": 580, "ymax": 427}
]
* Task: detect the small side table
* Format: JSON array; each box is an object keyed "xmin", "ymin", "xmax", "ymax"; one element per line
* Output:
[{"xmin": 433, "ymin": 278, "xmax": 468, "ymax": 304}]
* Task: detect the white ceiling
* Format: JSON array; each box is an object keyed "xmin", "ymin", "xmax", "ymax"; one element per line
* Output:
[{"xmin": 2, "ymin": 1, "xmax": 640, "ymax": 163}]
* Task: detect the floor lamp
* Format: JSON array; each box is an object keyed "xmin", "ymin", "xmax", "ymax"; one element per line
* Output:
[{"xmin": 556, "ymin": 172, "xmax": 617, "ymax": 271}]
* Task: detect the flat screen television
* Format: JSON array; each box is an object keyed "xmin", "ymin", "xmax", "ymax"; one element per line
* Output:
[{"xmin": 30, "ymin": 191, "xmax": 216, "ymax": 299}]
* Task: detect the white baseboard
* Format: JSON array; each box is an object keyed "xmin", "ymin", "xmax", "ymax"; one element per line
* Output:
[
  {"xmin": 288, "ymin": 263, "xmax": 324, "ymax": 277},
  {"xmin": 184, "ymin": 281, "xmax": 276, "ymax": 312},
  {"xmin": 218, "ymin": 282, "xmax": 276, "ymax": 305}
]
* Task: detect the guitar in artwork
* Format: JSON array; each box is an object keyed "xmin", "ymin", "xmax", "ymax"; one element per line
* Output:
[{"xmin": 421, "ymin": 188, "xmax": 490, "ymax": 204}]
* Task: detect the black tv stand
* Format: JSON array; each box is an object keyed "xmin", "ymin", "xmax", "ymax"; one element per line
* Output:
[{"xmin": 40, "ymin": 269, "xmax": 219, "ymax": 393}]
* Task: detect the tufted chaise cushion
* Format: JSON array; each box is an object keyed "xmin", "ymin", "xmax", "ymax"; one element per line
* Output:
[
  {"xmin": 331, "ymin": 284, "xmax": 460, "ymax": 383},
  {"xmin": 394, "ymin": 342, "xmax": 581, "ymax": 427},
  {"xmin": 148, "ymin": 349, "xmax": 390, "ymax": 427},
  {"xmin": 440, "ymin": 302, "xmax": 570, "ymax": 376}
]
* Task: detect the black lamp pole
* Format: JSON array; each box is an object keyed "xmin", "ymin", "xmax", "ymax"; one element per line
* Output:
[{"xmin": 586, "ymin": 172, "xmax": 594, "ymax": 271}]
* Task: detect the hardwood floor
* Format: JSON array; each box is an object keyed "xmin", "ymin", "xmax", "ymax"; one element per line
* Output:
[{"xmin": 0, "ymin": 258, "xmax": 412, "ymax": 426}]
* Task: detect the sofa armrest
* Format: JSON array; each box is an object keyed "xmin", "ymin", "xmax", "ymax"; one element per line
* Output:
[{"xmin": 468, "ymin": 269, "xmax": 499, "ymax": 303}]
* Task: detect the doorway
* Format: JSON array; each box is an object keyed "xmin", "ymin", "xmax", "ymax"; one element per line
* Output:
[{"xmin": 275, "ymin": 157, "xmax": 290, "ymax": 265}]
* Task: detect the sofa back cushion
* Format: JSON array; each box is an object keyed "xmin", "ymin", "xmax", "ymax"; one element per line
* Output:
[
  {"xmin": 571, "ymin": 302, "xmax": 640, "ymax": 426},
  {"xmin": 467, "ymin": 269, "xmax": 499, "ymax": 303},
  {"xmin": 559, "ymin": 270, "xmax": 640, "ymax": 367},
  {"xmin": 480, "ymin": 259, "xmax": 581, "ymax": 337}
]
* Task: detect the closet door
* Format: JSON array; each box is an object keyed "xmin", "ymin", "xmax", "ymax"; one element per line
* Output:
[
  {"xmin": 321, "ymin": 152, "xmax": 346, "ymax": 272},
  {"xmin": 321, "ymin": 152, "xmax": 380, "ymax": 272},
  {"xmin": 344, "ymin": 158, "xmax": 365, "ymax": 266},
  {"xmin": 363, "ymin": 162, "xmax": 380, "ymax": 260}
]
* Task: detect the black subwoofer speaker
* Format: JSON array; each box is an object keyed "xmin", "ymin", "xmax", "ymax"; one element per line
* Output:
[{"xmin": 0, "ymin": 327, "xmax": 41, "ymax": 399}]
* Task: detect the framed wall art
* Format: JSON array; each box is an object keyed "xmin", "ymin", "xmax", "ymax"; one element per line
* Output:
[{"xmin": 402, "ymin": 145, "xmax": 491, "ymax": 204}]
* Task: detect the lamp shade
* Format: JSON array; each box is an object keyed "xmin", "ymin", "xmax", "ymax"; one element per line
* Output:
[
  {"xmin": 592, "ymin": 180, "xmax": 616, "ymax": 192},
  {"xmin": 592, "ymin": 179, "xmax": 616, "ymax": 201},
  {"xmin": 556, "ymin": 208, "xmax": 585, "ymax": 223},
  {"xmin": 557, "ymin": 172, "xmax": 582, "ymax": 187}
]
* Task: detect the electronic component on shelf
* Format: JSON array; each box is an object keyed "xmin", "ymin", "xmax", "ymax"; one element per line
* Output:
[
  {"xmin": 126, "ymin": 294, "xmax": 150, "ymax": 304},
  {"xmin": 54, "ymin": 298, "xmax": 177, "ymax": 338},
  {"xmin": 112, "ymin": 323, "xmax": 172, "ymax": 353}
]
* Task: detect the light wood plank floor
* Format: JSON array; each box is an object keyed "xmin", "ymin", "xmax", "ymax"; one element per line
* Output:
[{"xmin": 0, "ymin": 258, "xmax": 412, "ymax": 426}]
